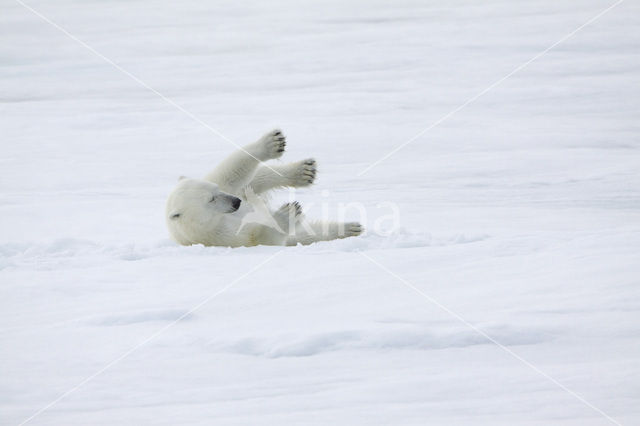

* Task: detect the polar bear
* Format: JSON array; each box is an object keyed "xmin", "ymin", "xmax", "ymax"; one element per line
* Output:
[{"xmin": 166, "ymin": 129, "xmax": 363, "ymax": 247}]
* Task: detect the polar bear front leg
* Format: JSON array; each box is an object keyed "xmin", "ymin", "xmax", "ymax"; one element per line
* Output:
[
  {"xmin": 204, "ymin": 129, "xmax": 286, "ymax": 194},
  {"xmin": 249, "ymin": 159, "xmax": 317, "ymax": 194}
]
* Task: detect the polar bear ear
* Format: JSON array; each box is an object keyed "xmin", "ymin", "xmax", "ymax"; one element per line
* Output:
[
  {"xmin": 169, "ymin": 212, "xmax": 181, "ymax": 220},
  {"xmin": 178, "ymin": 176, "xmax": 187, "ymax": 181}
]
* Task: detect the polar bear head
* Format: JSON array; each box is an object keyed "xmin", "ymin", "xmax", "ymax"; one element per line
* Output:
[{"xmin": 165, "ymin": 178, "xmax": 241, "ymax": 245}]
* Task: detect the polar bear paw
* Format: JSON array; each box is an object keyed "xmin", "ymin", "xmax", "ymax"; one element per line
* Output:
[
  {"xmin": 257, "ymin": 129, "xmax": 286, "ymax": 160},
  {"xmin": 342, "ymin": 222, "xmax": 364, "ymax": 237},
  {"xmin": 274, "ymin": 201, "xmax": 303, "ymax": 232},
  {"xmin": 276, "ymin": 201, "xmax": 303, "ymax": 218},
  {"xmin": 289, "ymin": 158, "xmax": 317, "ymax": 187}
]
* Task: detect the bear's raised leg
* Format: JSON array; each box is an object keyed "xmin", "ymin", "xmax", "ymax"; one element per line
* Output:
[
  {"xmin": 248, "ymin": 158, "xmax": 317, "ymax": 194},
  {"xmin": 204, "ymin": 129, "xmax": 285, "ymax": 195}
]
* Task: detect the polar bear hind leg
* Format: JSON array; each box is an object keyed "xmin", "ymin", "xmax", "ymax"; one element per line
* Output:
[{"xmin": 286, "ymin": 221, "xmax": 363, "ymax": 246}]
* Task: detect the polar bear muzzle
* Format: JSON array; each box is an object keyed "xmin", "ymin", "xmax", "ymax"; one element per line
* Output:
[
  {"xmin": 221, "ymin": 194, "xmax": 241, "ymax": 213},
  {"xmin": 232, "ymin": 197, "xmax": 241, "ymax": 210}
]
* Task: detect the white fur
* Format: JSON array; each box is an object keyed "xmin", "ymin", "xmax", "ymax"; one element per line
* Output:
[{"xmin": 166, "ymin": 129, "xmax": 363, "ymax": 247}]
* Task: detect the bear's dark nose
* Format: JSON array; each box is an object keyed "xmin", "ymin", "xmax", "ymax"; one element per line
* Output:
[{"xmin": 232, "ymin": 198, "xmax": 241, "ymax": 210}]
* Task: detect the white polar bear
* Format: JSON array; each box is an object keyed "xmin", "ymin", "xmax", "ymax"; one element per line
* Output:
[{"xmin": 166, "ymin": 129, "xmax": 363, "ymax": 247}]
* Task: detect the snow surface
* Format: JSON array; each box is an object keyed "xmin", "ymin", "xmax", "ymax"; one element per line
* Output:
[{"xmin": 1, "ymin": 0, "xmax": 640, "ymax": 424}]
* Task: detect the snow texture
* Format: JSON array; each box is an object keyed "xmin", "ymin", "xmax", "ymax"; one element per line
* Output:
[{"xmin": 1, "ymin": 0, "xmax": 639, "ymax": 425}]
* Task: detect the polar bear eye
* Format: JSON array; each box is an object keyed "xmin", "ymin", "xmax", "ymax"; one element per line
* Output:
[{"xmin": 210, "ymin": 195, "xmax": 216, "ymax": 203}]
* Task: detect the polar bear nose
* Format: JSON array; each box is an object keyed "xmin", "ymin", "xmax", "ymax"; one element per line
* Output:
[{"xmin": 232, "ymin": 198, "xmax": 241, "ymax": 210}]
